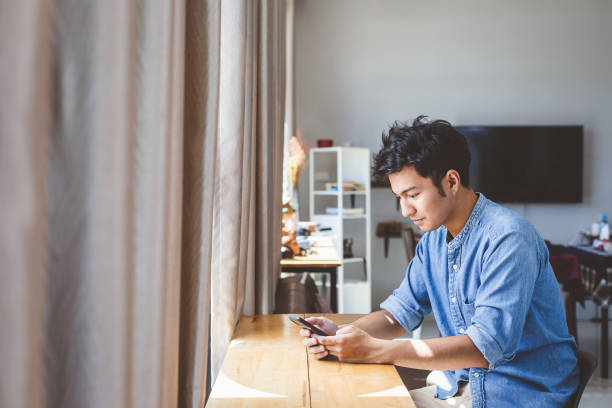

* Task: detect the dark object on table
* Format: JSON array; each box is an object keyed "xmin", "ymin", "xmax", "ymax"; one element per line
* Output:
[
  {"xmin": 316, "ymin": 139, "xmax": 333, "ymax": 147},
  {"xmin": 288, "ymin": 315, "xmax": 329, "ymax": 336},
  {"xmin": 297, "ymin": 226, "xmax": 311, "ymax": 236},
  {"xmin": 281, "ymin": 245, "xmax": 294, "ymax": 259},
  {"xmin": 376, "ymin": 221, "xmax": 402, "ymax": 257},
  {"xmin": 274, "ymin": 274, "xmax": 330, "ymax": 313},
  {"xmin": 568, "ymin": 350, "xmax": 597, "ymax": 408}
]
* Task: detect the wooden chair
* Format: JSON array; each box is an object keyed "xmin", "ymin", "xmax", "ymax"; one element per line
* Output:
[
  {"xmin": 569, "ymin": 350, "xmax": 597, "ymax": 407},
  {"xmin": 401, "ymin": 225, "xmax": 417, "ymax": 261},
  {"xmin": 401, "ymin": 224, "xmax": 423, "ymax": 339}
]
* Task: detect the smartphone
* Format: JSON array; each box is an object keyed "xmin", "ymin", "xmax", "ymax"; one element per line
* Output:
[{"xmin": 288, "ymin": 315, "xmax": 329, "ymax": 336}]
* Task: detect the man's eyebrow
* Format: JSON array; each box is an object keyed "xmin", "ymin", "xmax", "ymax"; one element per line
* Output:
[{"xmin": 393, "ymin": 186, "xmax": 417, "ymax": 196}]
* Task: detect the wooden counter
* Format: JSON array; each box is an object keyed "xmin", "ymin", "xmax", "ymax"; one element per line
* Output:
[{"xmin": 207, "ymin": 314, "xmax": 415, "ymax": 407}]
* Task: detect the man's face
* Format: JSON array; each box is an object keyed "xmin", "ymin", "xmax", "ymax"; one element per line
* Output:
[{"xmin": 388, "ymin": 166, "xmax": 454, "ymax": 232}]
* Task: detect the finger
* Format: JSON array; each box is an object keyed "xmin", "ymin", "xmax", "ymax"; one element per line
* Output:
[
  {"xmin": 336, "ymin": 325, "xmax": 354, "ymax": 335},
  {"xmin": 302, "ymin": 337, "xmax": 318, "ymax": 347},
  {"xmin": 313, "ymin": 350, "xmax": 328, "ymax": 359},
  {"xmin": 321, "ymin": 344, "xmax": 341, "ymax": 353},
  {"xmin": 317, "ymin": 335, "xmax": 338, "ymax": 346},
  {"xmin": 299, "ymin": 328, "xmax": 312, "ymax": 337},
  {"xmin": 305, "ymin": 316, "xmax": 329, "ymax": 326},
  {"xmin": 308, "ymin": 345, "xmax": 326, "ymax": 354}
]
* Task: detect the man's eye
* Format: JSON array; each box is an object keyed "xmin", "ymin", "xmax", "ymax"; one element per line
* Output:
[{"xmin": 409, "ymin": 193, "xmax": 420, "ymax": 199}]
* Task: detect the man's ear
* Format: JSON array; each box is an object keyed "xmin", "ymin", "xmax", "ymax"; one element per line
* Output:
[{"xmin": 446, "ymin": 170, "xmax": 461, "ymax": 194}]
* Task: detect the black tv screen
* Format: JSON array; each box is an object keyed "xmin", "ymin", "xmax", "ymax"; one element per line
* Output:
[{"xmin": 456, "ymin": 126, "xmax": 583, "ymax": 203}]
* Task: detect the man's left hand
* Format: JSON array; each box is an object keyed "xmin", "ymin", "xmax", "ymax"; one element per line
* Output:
[{"xmin": 311, "ymin": 325, "xmax": 387, "ymax": 363}]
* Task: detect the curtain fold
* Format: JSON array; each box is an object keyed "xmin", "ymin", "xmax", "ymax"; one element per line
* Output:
[
  {"xmin": 178, "ymin": 0, "xmax": 219, "ymax": 406},
  {"xmin": 0, "ymin": 1, "xmax": 51, "ymax": 407},
  {"xmin": 0, "ymin": 0, "xmax": 285, "ymax": 407},
  {"xmin": 209, "ymin": 0, "xmax": 286, "ymax": 381}
]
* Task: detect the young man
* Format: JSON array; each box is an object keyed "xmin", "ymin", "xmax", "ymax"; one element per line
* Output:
[{"xmin": 300, "ymin": 116, "xmax": 579, "ymax": 408}]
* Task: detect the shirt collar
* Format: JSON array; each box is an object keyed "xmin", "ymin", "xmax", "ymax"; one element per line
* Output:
[{"xmin": 446, "ymin": 193, "xmax": 488, "ymax": 250}]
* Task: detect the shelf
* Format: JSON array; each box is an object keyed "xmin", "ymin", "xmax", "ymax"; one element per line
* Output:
[
  {"xmin": 309, "ymin": 147, "xmax": 372, "ymax": 313},
  {"xmin": 314, "ymin": 190, "xmax": 367, "ymax": 196},
  {"xmin": 310, "ymin": 146, "xmax": 369, "ymax": 153},
  {"xmin": 343, "ymin": 279, "xmax": 370, "ymax": 285},
  {"xmin": 313, "ymin": 213, "xmax": 367, "ymax": 219},
  {"xmin": 342, "ymin": 257, "xmax": 365, "ymax": 264}
]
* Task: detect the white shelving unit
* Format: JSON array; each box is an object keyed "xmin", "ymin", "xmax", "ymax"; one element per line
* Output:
[{"xmin": 309, "ymin": 147, "xmax": 372, "ymax": 313}]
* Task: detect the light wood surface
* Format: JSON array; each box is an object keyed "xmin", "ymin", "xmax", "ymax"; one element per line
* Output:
[
  {"xmin": 306, "ymin": 314, "xmax": 416, "ymax": 408},
  {"xmin": 207, "ymin": 315, "xmax": 310, "ymax": 407},
  {"xmin": 280, "ymin": 243, "xmax": 341, "ymax": 268},
  {"xmin": 207, "ymin": 314, "xmax": 415, "ymax": 408}
]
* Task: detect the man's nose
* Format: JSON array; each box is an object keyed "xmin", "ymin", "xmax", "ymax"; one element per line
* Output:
[{"xmin": 401, "ymin": 199, "xmax": 415, "ymax": 218}]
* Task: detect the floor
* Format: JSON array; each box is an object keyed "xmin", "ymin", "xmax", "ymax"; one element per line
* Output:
[
  {"xmin": 401, "ymin": 317, "xmax": 612, "ymax": 407},
  {"xmin": 573, "ymin": 318, "xmax": 612, "ymax": 407}
]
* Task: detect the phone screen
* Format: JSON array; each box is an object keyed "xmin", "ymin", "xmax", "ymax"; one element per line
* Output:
[{"xmin": 288, "ymin": 315, "xmax": 329, "ymax": 336}]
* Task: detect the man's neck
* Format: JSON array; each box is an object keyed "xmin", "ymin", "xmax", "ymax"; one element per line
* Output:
[{"xmin": 445, "ymin": 189, "xmax": 479, "ymax": 239}]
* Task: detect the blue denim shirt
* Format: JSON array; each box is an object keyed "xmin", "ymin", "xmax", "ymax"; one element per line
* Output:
[{"xmin": 381, "ymin": 194, "xmax": 578, "ymax": 408}]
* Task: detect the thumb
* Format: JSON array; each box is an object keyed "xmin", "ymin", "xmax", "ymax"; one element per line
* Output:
[
  {"xmin": 317, "ymin": 335, "xmax": 337, "ymax": 346},
  {"xmin": 336, "ymin": 325, "xmax": 354, "ymax": 335}
]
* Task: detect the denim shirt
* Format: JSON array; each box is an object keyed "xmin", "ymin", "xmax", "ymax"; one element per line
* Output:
[{"xmin": 381, "ymin": 194, "xmax": 579, "ymax": 408}]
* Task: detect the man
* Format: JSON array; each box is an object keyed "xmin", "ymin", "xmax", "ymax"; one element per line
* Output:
[{"xmin": 300, "ymin": 116, "xmax": 579, "ymax": 408}]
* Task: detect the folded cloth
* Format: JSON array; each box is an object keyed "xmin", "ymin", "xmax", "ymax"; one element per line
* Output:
[{"xmin": 549, "ymin": 253, "xmax": 586, "ymax": 306}]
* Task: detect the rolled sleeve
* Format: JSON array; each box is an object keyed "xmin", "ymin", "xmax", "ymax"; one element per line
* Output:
[
  {"xmin": 466, "ymin": 324, "xmax": 510, "ymax": 370},
  {"xmin": 380, "ymin": 293, "xmax": 424, "ymax": 332},
  {"xmin": 379, "ymin": 239, "xmax": 431, "ymax": 333}
]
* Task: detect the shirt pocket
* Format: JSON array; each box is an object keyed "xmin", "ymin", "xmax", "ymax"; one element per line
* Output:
[{"xmin": 460, "ymin": 302, "xmax": 476, "ymax": 325}]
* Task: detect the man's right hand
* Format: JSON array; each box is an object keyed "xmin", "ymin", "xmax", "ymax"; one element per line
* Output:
[{"xmin": 299, "ymin": 316, "xmax": 338, "ymax": 359}]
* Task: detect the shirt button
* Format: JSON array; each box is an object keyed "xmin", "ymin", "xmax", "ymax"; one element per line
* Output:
[
  {"xmin": 459, "ymin": 328, "xmax": 465, "ymax": 334},
  {"xmin": 474, "ymin": 372, "xmax": 480, "ymax": 378},
  {"xmin": 451, "ymin": 297, "xmax": 457, "ymax": 303},
  {"xmin": 453, "ymin": 264, "xmax": 458, "ymax": 271}
]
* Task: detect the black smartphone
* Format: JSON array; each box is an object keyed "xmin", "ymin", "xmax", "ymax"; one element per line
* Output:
[{"xmin": 288, "ymin": 315, "xmax": 329, "ymax": 336}]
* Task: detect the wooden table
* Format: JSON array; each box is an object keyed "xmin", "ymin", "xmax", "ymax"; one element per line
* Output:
[
  {"xmin": 281, "ymin": 242, "xmax": 341, "ymax": 312},
  {"xmin": 207, "ymin": 314, "xmax": 416, "ymax": 407},
  {"xmin": 566, "ymin": 245, "xmax": 612, "ymax": 378}
]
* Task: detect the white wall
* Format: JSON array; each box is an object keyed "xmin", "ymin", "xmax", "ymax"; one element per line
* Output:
[{"xmin": 295, "ymin": 0, "xmax": 612, "ymax": 311}]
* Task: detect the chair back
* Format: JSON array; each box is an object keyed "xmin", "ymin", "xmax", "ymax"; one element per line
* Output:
[
  {"xmin": 570, "ymin": 350, "xmax": 597, "ymax": 407},
  {"xmin": 401, "ymin": 225, "xmax": 416, "ymax": 262}
]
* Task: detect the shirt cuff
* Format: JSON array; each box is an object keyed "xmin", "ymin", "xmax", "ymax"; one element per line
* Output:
[
  {"xmin": 380, "ymin": 295, "xmax": 423, "ymax": 332},
  {"xmin": 466, "ymin": 324, "xmax": 513, "ymax": 370}
]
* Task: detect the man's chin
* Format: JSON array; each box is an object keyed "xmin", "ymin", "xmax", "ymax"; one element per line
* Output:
[{"xmin": 416, "ymin": 223, "xmax": 436, "ymax": 232}]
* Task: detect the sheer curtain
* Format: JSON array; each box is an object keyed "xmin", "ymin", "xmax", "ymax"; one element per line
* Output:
[{"xmin": 0, "ymin": 1, "xmax": 285, "ymax": 407}]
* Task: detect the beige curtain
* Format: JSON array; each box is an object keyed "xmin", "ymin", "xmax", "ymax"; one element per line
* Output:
[{"xmin": 0, "ymin": 1, "xmax": 285, "ymax": 408}]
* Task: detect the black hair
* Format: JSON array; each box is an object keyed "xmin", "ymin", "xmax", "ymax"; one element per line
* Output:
[{"xmin": 372, "ymin": 115, "xmax": 471, "ymax": 196}]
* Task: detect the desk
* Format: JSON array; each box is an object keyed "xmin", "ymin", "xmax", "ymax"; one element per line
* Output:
[
  {"xmin": 207, "ymin": 314, "xmax": 416, "ymax": 407},
  {"xmin": 281, "ymin": 243, "xmax": 341, "ymax": 312},
  {"xmin": 566, "ymin": 245, "xmax": 612, "ymax": 378}
]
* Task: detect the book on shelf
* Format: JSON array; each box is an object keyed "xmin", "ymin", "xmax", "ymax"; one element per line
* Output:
[
  {"xmin": 324, "ymin": 181, "xmax": 365, "ymax": 191},
  {"xmin": 325, "ymin": 207, "xmax": 364, "ymax": 216}
]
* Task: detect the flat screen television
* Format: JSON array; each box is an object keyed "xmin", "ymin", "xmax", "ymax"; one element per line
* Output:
[{"xmin": 456, "ymin": 126, "xmax": 583, "ymax": 203}]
